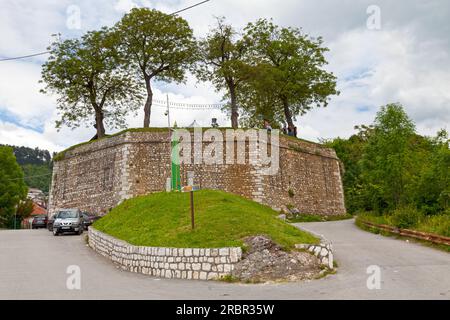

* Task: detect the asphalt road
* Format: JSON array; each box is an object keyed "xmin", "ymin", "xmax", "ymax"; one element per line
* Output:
[{"xmin": 0, "ymin": 219, "xmax": 449, "ymax": 299}]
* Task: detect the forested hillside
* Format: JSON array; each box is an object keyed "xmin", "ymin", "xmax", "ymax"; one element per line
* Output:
[
  {"xmin": 326, "ymin": 103, "xmax": 449, "ymax": 236},
  {"xmin": 0, "ymin": 145, "xmax": 53, "ymax": 194}
]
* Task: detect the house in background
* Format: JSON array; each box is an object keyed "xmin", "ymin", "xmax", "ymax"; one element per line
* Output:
[
  {"xmin": 27, "ymin": 188, "xmax": 46, "ymax": 206},
  {"xmin": 21, "ymin": 200, "xmax": 48, "ymax": 229}
]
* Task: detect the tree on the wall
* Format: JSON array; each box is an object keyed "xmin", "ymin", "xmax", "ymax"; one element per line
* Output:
[
  {"xmin": 241, "ymin": 19, "xmax": 339, "ymax": 130},
  {"xmin": 115, "ymin": 8, "xmax": 197, "ymax": 127},
  {"xmin": 196, "ymin": 17, "xmax": 251, "ymax": 128},
  {"xmin": 41, "ymin": 28, "xmax": 142, "ymax": 139}
]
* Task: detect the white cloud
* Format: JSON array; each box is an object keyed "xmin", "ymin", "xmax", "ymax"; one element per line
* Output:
[
  {"xmin": 114, "ymin": 0, "xmax": 138, "ymax": 13},
  {"xmin": 0, "ymin": 60, "xmax": 55, "ymax": 128},
  {"xmin": 0, "ymin": 120, "xmax": 61, "ymax": 152}
]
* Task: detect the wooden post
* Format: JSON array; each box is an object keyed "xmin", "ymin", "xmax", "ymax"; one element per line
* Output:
[{"xmin": 190, "ymin": 190, "xmax": 195, "ymax": 230}]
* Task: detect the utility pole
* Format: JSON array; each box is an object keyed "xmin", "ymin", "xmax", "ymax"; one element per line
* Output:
[
  {"xmin": 166, "ymin": 94, "xmax": 171, "ymax": 129},
  {"xmin": 190, "ymin": 190, "xmax": 195, "ymax": 230}
]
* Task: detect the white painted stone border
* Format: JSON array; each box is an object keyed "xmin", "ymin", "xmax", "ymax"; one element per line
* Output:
[
  {"xmin": 88, "ymin": 227, "xmax": 242, "ymax": 280},
  {"xmin": 295, "ymin": 243, "xmax": 333, "ymax": 269},
  {"xmin": 294, "ymin": 225, "xmax": 334, "ymax": 269}
]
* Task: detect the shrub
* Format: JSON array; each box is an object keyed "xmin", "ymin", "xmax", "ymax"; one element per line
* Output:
[
  {"xmin": 288, "ymin": 189, "xmax": 295, "ymax": 198},
  {"xmin": 390, "ymin": 207, "xmax": 422, "ymax": 229},
  {"xmin": 417, "ymin": 214, "xmax": 450, "ymax": 237}
]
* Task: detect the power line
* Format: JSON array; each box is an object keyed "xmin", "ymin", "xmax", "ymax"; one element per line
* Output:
[
  {"xmin": 152, "ymin": 98, "xmax": 224, "ymax": 109},
  {"xmin": 6, "ymin": 173, "xmax": 53, "ymax": 181},
  {"xmin": 0, "ymin": 51, "xmax": 51, "ymax": 62},
  {"xmin": 0, "ymin": 0, "xmax": 212, "ymax": 62},
  {"xmin": 170, "ymin": 0, "xmax": 210, "ymax": 15}
]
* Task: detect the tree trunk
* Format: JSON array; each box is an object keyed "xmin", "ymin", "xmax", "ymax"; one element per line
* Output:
[
  {"xmin": 95, "ymin": 110, "xmax": 106, "ymax": 139},
  {"xmin": 143, "ymin": 76, "xmax": 153, "ymax": 128},
  {"xmin": 228, "ymin": 81, "xmax": 239, "ymax": 129},
  {"xmin": 282, "ymin": 97, "xmax": 294, "ymax": 130}
]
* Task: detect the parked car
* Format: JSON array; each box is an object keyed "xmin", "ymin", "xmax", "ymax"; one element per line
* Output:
[
  {"xmin": 81, "ymin": 212, "xmax": 101, "ymax": 230},
  {"xmin": 52, "ymin": 209, "xmax": 84, "ymax": 236},
  {"xmin": 47, "ymin": 213, "xmax": 58, "ymax": 231},
  {"xmin": 32, "ymin": 215, "xmax": 48, "ymax": 229}
]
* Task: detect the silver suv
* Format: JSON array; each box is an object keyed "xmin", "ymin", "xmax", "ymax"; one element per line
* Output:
[{"xmin": 53, "ymin": 209, "xmax": 84, "ymax": 236}]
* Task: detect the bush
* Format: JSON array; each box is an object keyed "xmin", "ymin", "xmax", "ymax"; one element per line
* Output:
[
  {"xmin": 390, "ymin": 207, "xmax": 422, "ymax": 229},
  {"xmin": 288, "ymin": 189, "xmax": 295, "ymax": 198},
  {"xmin": 417, "ymin": 214, "xmax": 450, "ymax": 237}
]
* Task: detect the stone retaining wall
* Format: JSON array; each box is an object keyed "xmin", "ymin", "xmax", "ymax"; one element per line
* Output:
[
  {"xmin": 295, "ymin": 243, "xmax": 333, "ymax": 269},
  {"xmin": 293, "ymin": 224, "xmax": 334, "ymax": 269},
  {"xmin": 88, "ymin": 227, "xmax": 242, "ymax": 280}
]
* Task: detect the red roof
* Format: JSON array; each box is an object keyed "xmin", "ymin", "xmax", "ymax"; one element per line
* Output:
[{"xmin": 31, "ymin": 203, "xmax": 47, "ymax": 216}]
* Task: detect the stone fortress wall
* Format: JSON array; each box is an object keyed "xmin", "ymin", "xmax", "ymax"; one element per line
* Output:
[{"xmin": 48, "ymin": 129, "xmax": 346, "ymax": 216}]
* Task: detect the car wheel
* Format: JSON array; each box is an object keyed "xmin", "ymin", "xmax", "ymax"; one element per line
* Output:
[
  {"xmin": 78, "ymin": 228, "xmax": 83, "ymax": 235},
  {"xmin": 53, "ymin": 229, "xmax": 58, "ymax": 236}
]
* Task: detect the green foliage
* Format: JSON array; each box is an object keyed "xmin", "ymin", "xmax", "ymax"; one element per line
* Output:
[
  {"xmin": 390, "ymin": 207, "xmax": 423, "ymax": 229},
  {"xmin": 324, "ymin": 125, "xmax": 373, "ymax": 213},
  {"xmin": 239, "ymin": 19, "xmax": 339, "ymax": 128},
  {"xmin": 16, "ymin": 198, "xmax": 34, "ymax": 221},
  {"xmin": 288, "ymin": 188, "xmax": 295, "ymax": 198},
  {"xmin": 196, "ymin": 17, "xmax": 250, "ymax": 128},
  {"xmin": 328, "ymin": 103, "xmax": 449, "ymax": 242},
  {"xmin": 288, "ymin": 213, "xmax": 353, "ymax": 223},
  {"xmin": 21, "ymin": 164, "xmax": 52, "ymax": 193},
  {"xmin": 416, "ymin": 213, "xmax": 450, "ymax": 237},
  {"xmin": 413, "ymin": 130, "xmax": 450, "ymax": 215},
  {"xmin": 357, "ymin": 211, "xmax": 450, "ymax": 239},
  {"xmin": 1, "ymin": 145, "xmax": 52, "ymax": 166},
  {"xmin": 328, "ymin": 103, "xmax": 449, "ymax": 218},
  {"xmin": 115, "ymin": 8, "xmax": 196, "ymax": 127},
  {"xmin": 0, "ymin": 146, "xmax": 28, "ymax": 228},
  {"xmin": 359, "ymin": 103, "xmax": 417, "ymax": 211},
  {"xmin": 0, "ymin": 144, "xmax": 53, "ymax": 193},
  {"xmin": 40, "ymin": 28, "xmax": 142, "ymax": 138},
  {"xmin": 93, "ymin": 189, "xmax": 319, "ymax": 249}
]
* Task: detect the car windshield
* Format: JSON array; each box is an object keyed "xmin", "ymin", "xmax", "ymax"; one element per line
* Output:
[{"xmin": 57, "ymin": 210, "xmax": 79, "ymax": 219}]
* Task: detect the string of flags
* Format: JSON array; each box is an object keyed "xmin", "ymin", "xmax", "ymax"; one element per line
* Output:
[{"xmin": 151, "ymin": 98, "xmax": 225, "ymax": 110}]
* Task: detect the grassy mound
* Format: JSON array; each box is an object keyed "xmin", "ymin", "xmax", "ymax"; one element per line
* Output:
[{"xmin": 93, "ymin": 189, "xmax": 319, "ymax": 249}]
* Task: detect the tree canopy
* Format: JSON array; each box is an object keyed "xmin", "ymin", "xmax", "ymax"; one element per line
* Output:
[
  {"xmin": 326, "ymin": 103, "xmax": 449, "ymax": 216},
  {"xmin": 240, "ymin": 19, "xmax": 339, "ymax": 129},
  {"xmin": 40, "ymin": 11, "xmax": 340, "ymax": 135},
  {"xmin": 115, "ymin": 8, "xmax": 197, "ymax": 127},
  {"xmin": 40, "ymin": 28, "xmax": 142, "ymax": 138},
  {"xmin": 196, "ymin": 17, "xmax": 250, "ymax": 128},
  {"xmin": 1, "ymin": 145, "xmax": 51, "ymax": 166}
]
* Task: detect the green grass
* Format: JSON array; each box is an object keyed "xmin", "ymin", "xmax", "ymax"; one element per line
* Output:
[
  {"xmin": 93, "ymin": 189, "xmax": 319, "ymax": 249},
  {"xmin": 288, "ymin": 213, "xmax": 353, "ymax": 223}
]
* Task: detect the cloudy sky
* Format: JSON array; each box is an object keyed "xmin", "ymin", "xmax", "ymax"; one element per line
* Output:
[{"xmin": 0, "ymin": 0, "xmax": 449, "ymax": 153}]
